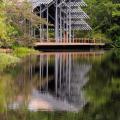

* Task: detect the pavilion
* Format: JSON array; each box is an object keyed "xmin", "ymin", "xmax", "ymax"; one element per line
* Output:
[{"xmin": 29, "ymin": 0, "xmax": 92, "ymax": 43}]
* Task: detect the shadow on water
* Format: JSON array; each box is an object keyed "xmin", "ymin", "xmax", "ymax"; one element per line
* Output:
[{"xmin": 0, "ymin": 50, "xmax": 120, "ymax": 120}]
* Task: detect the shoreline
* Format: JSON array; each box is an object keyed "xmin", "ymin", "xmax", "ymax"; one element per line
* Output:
[{"xmin": 0, "ymin": 48, "xmax": 13, "ymax": 53}]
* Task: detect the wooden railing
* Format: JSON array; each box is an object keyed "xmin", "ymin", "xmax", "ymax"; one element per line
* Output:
[{"xmin": 35, "ymin": 38, "xmax": 103, "ymax": 43}]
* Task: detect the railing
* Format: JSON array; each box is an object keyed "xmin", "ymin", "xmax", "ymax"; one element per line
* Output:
[
  {"xmin": 35, "ymin": 38, "xmax": 104, "ymax": 43},
  {"xmin": 73, "ymin": 38, "xmax": 102, "ymax": 43}
]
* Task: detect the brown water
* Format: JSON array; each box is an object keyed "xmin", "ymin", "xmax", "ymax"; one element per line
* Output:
[{"xmin": 0, "ymin": 50, "xmax": 120, "ymax": 120}]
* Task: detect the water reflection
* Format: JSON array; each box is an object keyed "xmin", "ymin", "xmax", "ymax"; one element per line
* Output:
[
  {"xmin": 8, "ymin": 51, "xmax": 104, "ymax": 112},
  {"xmin": 1, "ymin": 50, "xmax": 120, "ymax": 120},
  {"xmin": 29, "ymin": 53, "xmax": 91, "ymax": 111}
]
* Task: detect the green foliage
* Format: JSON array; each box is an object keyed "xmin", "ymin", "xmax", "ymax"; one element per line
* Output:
[
  {"xmin": 0, "ymin": 53, "xmax": 19, "ymax": 71},
  {"xmin": 83, "ymin": 0, "xmax": 120, "ymax": 45},
  {"xmin": 12, "ymin": 47, "xmax": 38, "ymax": 58},
  {"xmin": 111, "ymin": 3, "xmax": 120, "ymax": 46},
  {"xmin": 0, "ymin": 6, "xmax": 9, "ymax": 46},
  {"xmin": 93, "ymin": 32, "xmax": 110, "ymax": 42},
  {"xmin": 112, "ymin": 4, "xmax": 120, "ymax": 17},
  {"xmin": 0, "ymin": 1, "xmax": 19, "ymax": 47},
  {"xmin": 0, "ymin": 0, "xmax": 47, "ymax": 48}
]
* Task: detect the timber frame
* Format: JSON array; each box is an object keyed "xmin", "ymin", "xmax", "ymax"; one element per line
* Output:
[{"xmin": 29, "ymin": 0, "xmax": 92, "ymax": 43}]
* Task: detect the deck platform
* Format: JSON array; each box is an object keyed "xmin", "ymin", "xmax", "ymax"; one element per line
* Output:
[
  {"xmin": 34, "ymin": 42, "xmax": 105, "ymax": 46},
  {"xmin": 34, "ymin": 42, "xmax": 105, "ymax": 51}
]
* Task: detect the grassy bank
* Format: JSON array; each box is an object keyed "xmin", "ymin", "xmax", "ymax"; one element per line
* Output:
[
  {"xmin": 0, "ymin": 53, "xmax": 19, "ymax": 71},
  {"xmin": 12, "ymin": 47, "xmax": 38, "ymax": 58},
  {"xmin": 0, "ymin": 47, "xmax": 38, "ymax": 71}
]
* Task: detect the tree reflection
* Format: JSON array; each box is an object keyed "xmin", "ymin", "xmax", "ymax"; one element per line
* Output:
[{"xmin": 80, "ymin": 49, "xmax": 120, "ymax": 120}]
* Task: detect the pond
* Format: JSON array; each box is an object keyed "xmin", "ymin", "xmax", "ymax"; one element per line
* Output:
[{"xmin": 0, "ymin": 50, "xmax": 120, "ymax": 120}]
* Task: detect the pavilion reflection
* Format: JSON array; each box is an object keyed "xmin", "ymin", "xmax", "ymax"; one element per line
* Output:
[{"xmin": 9, "ymin": 51, "xmax": 104, "ymax": 111}]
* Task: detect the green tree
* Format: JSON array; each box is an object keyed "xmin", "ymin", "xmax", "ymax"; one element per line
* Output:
[
  {"xmin": 84, "ymin": 0, "xmax": 120, "ymax": 45},
  {"xmin": 109, "ymin": 3, "xmax": 120, "ymax": 46},
  {"xmin": 0, "ymin": 0, "xmax": 47, "ymax": 47}
]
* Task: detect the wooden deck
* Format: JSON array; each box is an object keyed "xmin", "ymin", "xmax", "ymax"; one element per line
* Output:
[
  {"xmin": 34, "ymin": 39, "xmax": 105, "ymax": 50},
  {"xmin": 34, "ymin": 42, "xmax": 105, "ymax": 46}
]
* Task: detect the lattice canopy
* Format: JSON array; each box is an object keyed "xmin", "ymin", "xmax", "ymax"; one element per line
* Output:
[{"xmin": 28, "ymin": 0, "xmax": 92, "ymax": 42}]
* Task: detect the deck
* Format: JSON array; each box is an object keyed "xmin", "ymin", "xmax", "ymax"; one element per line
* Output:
[
  {"xmin": 34, "ymin": 42, "xmax": 105, "ymax": 46},
  {"xmin": 34, "ymin": 39, "xmax": 106, "ymax": 50}
]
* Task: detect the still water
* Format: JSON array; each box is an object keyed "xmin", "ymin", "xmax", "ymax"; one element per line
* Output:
[{"xmin": 0, "ymin": 50, "xmax": 120, "ymax": 120}]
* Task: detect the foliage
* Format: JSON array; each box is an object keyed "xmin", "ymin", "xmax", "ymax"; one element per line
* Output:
[
  {"xmin": 12, "ymin": 47, "xmax": 39, "ymax": 58},
  {"xmin": 0, "ymin": 53, "xmax": 19, "ymax": 71},
  {"xmin": 111, "ymin": 3, "xmax": 120, "ymax": 45},
  {"xmin": 0, "ymin": 0, "xmax": 46, "ymax": 48},
  {"xmin": 83, "ymin": 0, "xmax": 120, "ymax": 45},
  {"xmin": 0, "ymin": 2, "xmax": 17, "ymax": 47}
]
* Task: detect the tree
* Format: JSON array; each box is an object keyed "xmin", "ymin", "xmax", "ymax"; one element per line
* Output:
[
  {"xmin": 109, "ymin": 2, "xmax": 120, "ymax": 46},
  {"xmin": 0, "ymin": 0, "xmax": 47, "ymax": 47},
  {"xmin": 84, "ymin": 0, "xmax": 120, "ymax": 44}
]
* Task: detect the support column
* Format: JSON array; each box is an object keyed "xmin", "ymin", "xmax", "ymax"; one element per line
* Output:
[
  {"xmin": 73, "ymin": 30, "xmax": 75, "ymax": 43},
  {"xmin": 63, "ymin": 14, "xmax": 66, "ymax": 42},
  {"xmin": 40, "ymin": 5, "xmax": 42, "ymax": 42},
  {"xmin": 60, "ymin": 7, "xmax": 62, "ymax": 42},
  {"xmin": 47, "ymin": 4, "xmax": 49, "ymax": 42},
  {"xmin": 55, "ymin": 0, "xmax": 58, "ymax": 42},
  {"xmin": 69, "ymin": 5, "xmax": 72, "ymax": 43},
  {"xmin": 66, "ymin": 11, "xmax": 68, "ymax": 43}
]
